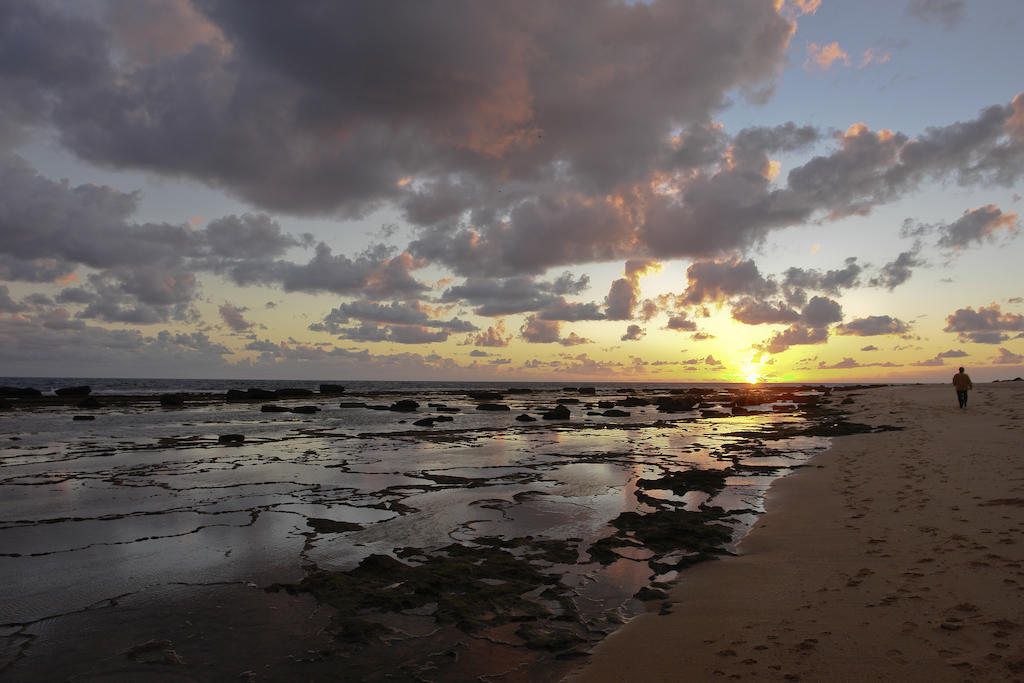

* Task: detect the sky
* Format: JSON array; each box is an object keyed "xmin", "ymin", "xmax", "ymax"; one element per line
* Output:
[{"xmin": 1, "ymin": 0, "xmax": 1022, "ymax": 383}]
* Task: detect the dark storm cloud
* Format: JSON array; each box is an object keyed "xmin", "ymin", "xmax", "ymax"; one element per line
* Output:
[
  {"xmin": 943, "ymin": 303, "xmax": 1024, "ymax": 343},
  {"xmin": 835, "ymin": 315, "xmax": 912, "ymax": 336},
  {"xmin": 538, "ymin": 299, "xmax": 605, "ymax": 322}
]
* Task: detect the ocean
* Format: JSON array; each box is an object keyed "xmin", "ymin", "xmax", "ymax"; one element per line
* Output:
[{"xmin": 0, "ymin": 377, "xmax": 835, "ymax": 679}]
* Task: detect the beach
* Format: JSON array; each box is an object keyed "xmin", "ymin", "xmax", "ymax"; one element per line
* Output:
[{"xmin": 572, "ymin": 382, "xmax": 1024, "ymax": 681}]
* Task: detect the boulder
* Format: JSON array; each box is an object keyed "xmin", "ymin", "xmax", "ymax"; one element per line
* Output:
[
  {"xmin": 556, "ymin": 398, "xmax": 580, "ymax": 404},
  {"xmin": 476, "ymin": 403, "xmax": 510, "ymax": 411},
  {"xmin": 56, "ymin": 385, "xmax": 91, "ymax": 396},
  {"xmin": 0, "ymin": 386, "xmax": 42, "ymax": 398},
  {"xmin": 542, "ymin": 404, "xmax": 571, "ymax": 420},
  {"xmin": 515, "ymin": 414, "xmax": 537, "ymax": 422},
  {"xmin": 319, "ymin": 384, "xmax": 346, "ymax": 394},
  {"xmin": 389, "ymin": 399, "xmax": 420, "ymax": 412},
  {"xmin": 616, "ymin": 397, "xmax": 650, "ymax": 407},
  {"xmin": 577, "ymin": 387, "xmax": 596, "ymax": 395},
  {"xmin": 434, "ymin": 415, "xmax": 455, "ymax": 422},
  {"xmin": 597, "ymin": 401, "xmax": 616, "ymax": 409},
  {"xmin": 291, "ymin": 405, "xmax": 321, "ymax": 414},
  {"xmin": 159, "ymin": 393, "xmax": 185, "ymax": 407},
  {"xmin": 218, "ymin": 434, "xmax": 245, "ymax": 445},
  {"xmin": 275, "ymin": 388, "xmax": 314, "ymax": 398},
  {"xmin": 655, "ymin": 396, "xmax": 699, "ymax": 412},
  {"xmin": 413, "ymin": 418, "xmax": 436, "ymax": 427},
  {"xmin": 467, "ymin": 391, "xmax": 503, "ymax": 401},
  {"xmin": 339, "ymin": 401, "xmax": 367, "ymax": 408},
  {"xmin": 602, "ymin": 409, "xmax": 630, "ymax": 417},
  {"xmin": 0, "ymin": 398, "xmax": 12, "ymax": 410}
]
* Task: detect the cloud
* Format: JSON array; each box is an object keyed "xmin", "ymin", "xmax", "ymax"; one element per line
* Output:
[
  {"xmin": 621, "ymin": 324, "xmax": 645, "ymax": 341},
  {"xmin": 869, "ymin": 248, "xmax": 924, "ymax": 290},
  {"xmin": 681, "ymin": 258, "xmax": 776, "ymax": 305},
  {"xmin": 520, "ymin": 315, "xmax": 561, "ymax": 344},
  {"xmin": 861, "ymin": 345, "xmax": 878, "ymax": 351},
  {"xmin": 0, "ymin": 284, "xmax": 23, "ymax": 313},
  {"xmin": 818, "ymin": 357, "xmax": 902, "ymax": 369},
  {"xmin": 944, "ymin": 303, "xmax": 1024, "ymax": 344},
  {"xmin": 835, "ymin": 315, "xmax": 912, "ymax": 336},
  {"xmin": 760, "ymin": 324, "xmax": 830, "ymax": 354},
  {"xmin": 906, "ymin": 0, "xmax": 965, "ymax": 30},
  {"xmin": 800, "ymin": 296, "xmax": 844, "ymax": 327},
  {"xmin": 219, "ymin": 302, "xmax": 253, "ymax": 332},
  {"xmin": 731, "ymin": 298, "xmax": 800, "ymax": 325},
  {"xmin": 705, "ymin": 354, "xmax": 723, "ymax": 367},
  {"xmin": 805, "ymin": 42, "xmax": 851, "ymax": 72},
  {"xmin": 470, "ymin": 321, "xmax": 512, "ymax": 347},
  {"xmin": 936, "ymin": 205, "xmax": 1018, "ymax": 249},
  {"xmin": 309, "ymin": 299, "xmax": 475, "ymax": 344},
  {"xmin": 991, "ymin": 347, "xmax": 1024, "ymax": 365},
  {"xmin": 666, "ymin": 315, "xmax": 698, "ymax": 332},
  {"xmin": 441, "ymin": 273, "xmax": 588, "ymax": 316},
  {"xmin": 911, "ymin": 356, "xmax": 945, "ymax": 367},
  {"xmin": 781, "ymin": 257, "xmax": 861, "ymax": 306},
  {"xmin": 937, "ymin": 348, "xmax": 968, "ymax": 358}
]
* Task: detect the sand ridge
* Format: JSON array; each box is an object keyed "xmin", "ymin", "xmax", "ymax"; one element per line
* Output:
[{"xmin": 571, "ymin": 382, "xmax": 1024, "ymax": 681}]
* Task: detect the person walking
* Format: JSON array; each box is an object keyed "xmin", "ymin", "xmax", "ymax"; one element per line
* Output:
[{"xmin": 952, "ymin": 367, "xmax": 973, "ymax": 408}]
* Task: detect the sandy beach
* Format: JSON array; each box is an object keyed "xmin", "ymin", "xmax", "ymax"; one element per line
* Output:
[{"xmin": 572, "ymin": 382, "xmax": 1024, "ymax": 681}]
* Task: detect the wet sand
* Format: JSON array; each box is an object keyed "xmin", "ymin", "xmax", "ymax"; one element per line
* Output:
[{"xmin": 571, "ymin": 382, "xmax": 1024, "ymax": 681}]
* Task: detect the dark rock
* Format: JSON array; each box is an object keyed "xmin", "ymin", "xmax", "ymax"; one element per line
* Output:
[
  {"xmin": 218, "ymin": 434, "xmax": 245, "ymax": 445},
  {"xmin": 655, "ymin": 396, "xmax": 699, "ymax": 412},
  {"xmin": 275, "ymin": 388, "xmax": 314, "ymax": 398},
  {"xmin": 562, "ymin": 387, "xmax": 578, "ymax": 392},
  {"xmin": 389, "ymin": 399, "xmax": 420, "ymax": 412},
  {"xmin": 306, "ymin": 518, "xmax": 362, "ymax": 533},
  {"xmin": 602, "ymin": 409, "xmax": 630, "ymax": 417},
  {"xmin": 0, "ymin": 386, "xmax": 42, "ymax": 398},
  {"xmin": 367, "ymin": 405, "xmax": 390, "ymax": 411},
  {"xmin": 72, "ymin": 415, "xmax": 95, "ymax": 421},
  {"xmin": 597, "ymin": 400, "xmax": 616, "ymax": 409},
  {"xmin": 291, "ymin": 405, "xmax": 320, "ymax": 414},
  {"xmin": 542, "ymin": 404, "xmax": 571, "ymax": 420},
  {"xmin": 226, "ymin": 388, "xmax": 277, "ymax": 401},
  {"xmin": 577, "ymin": 387, "xmax": 596, "ymax": 395},
  {"xmin": 55, "ymin": 385, "xmax": 91, "ymax": 396},
  {"xmin": 261, "ymin": 404, "xmax": 292, "ymax": 413},
  {"xmin": 427, "ymin": 403, "xmax": 447, "ymax": 408},
  {"xmin": 339, "ymin": 401, "xmax": 367, "ymax": 408},
  {"xmin": 159, "ymin": 393, "xmax": 185, "ymax": 407},
  {"xmin": 77, "ymin": 396, "xmax": 103, "ymax": 409},
  {"xmin": 505, "ymin": 387, "xmax": 533, "ymax": 394},
  {"xmin": 319, "ymin": 384, "xmax": 346, "ymax": 394},
  {"xmin": 556, "ymin": 397, "xmax": 580, "ymax": 404},
  {"xmin": 731, "ymin": 406, "xmax": 752, "ymax": 415},
  {"xmin": 434, "ymin": 415, "xmax": 454, "ymax": 422},
  {"xmin": 616, "ymin": 397, "xmax": 650, "ymax": 407},
  {"xmin": 515, "ymin": 414, "xmax": 536, "ymax": 422},
  {"xmin": 467, "ymin": 391, "xmax": 503, "ymax": 401},
  {"xmin": 413, "ymin": 418, "xmax": 436, "ymax": 427},
  {"xmin": 587, "ymin": 411, "xmax": 603, "ymax": 416},
  {"xmin": 476, "ymin": 403, "xmax": 510, "ymax": 411},
  {"xmin": 0, "ymin": 398, "xmax": 12, "ymax": 411},
  {"xmin": 435, "ymin": 406, "xmax": 461, "ymax": 413}
]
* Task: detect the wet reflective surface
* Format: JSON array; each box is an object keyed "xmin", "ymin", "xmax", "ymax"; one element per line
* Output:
[{"xmin": 0, "ymin": 385, "xmax": 830, "ymax": 679}]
